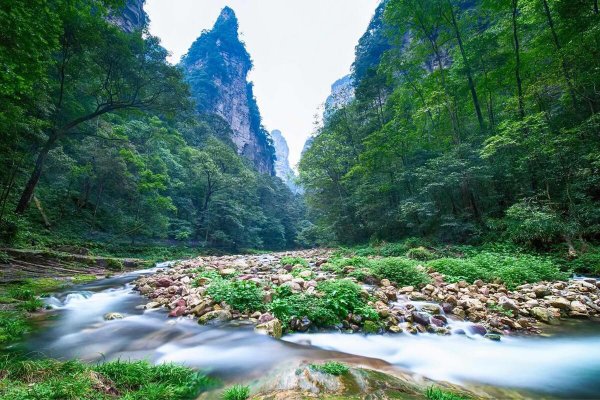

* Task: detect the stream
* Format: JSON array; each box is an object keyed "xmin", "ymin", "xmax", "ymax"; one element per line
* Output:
[{"xmin": 20, "ymin": 263, "xmax": 600, "ymax": 399}]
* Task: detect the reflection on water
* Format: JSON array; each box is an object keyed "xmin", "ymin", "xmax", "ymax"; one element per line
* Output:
[{"xmin": 21, "ymin": 265, "xmax": 600, "ymax": 398}]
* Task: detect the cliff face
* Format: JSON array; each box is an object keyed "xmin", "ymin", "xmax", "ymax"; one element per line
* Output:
[
  {"xmin": 107, "ymin": 0, "xmax": 147, "ymax": 32},
  {"xmin": 181, "ymin": 7, "xmax": 275, "ymax": 175},
  {"xmin": 271, "ymin": 130, "xmax": 299, "ymax": 192},
  {"xmin": 324, "ymin": 75, "xmax": 354, "ymax": 120}
]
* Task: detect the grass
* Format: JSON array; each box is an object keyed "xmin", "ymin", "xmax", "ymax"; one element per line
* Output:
[
  {"xmin": 0, "ymin": 357, "xmax": 218, "ymax": 400},
  {"xmin": 425, "ymin": 386, "xmax": 470, "ymax": 400},
  {"xmin": 221, "ymin": 384, "xmax": 250, "ymax": 400},
  {"xmin": 280, "ymin": 256, "xmax": 308, "ymax": 267},
  {"xmin": 309, "ymin": 361, "xmax": 349, "ymax": 376}
]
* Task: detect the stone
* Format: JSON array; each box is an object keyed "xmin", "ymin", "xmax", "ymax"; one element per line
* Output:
[
  {"xmin": 531, "ymin": 307, "xmax": 555, "ymax": 323},
  {"xmin": 145, "ymin": 301, "xmax": 161, "ymax": 309},
  {"xmin": 220, "ymin": 268, "xmax": 236, "ymax": 276},
  {"xmin": 169, "ymin": 306, "xmax": 186, "ymax": 317},
  {"xmin": 198, "ymin": 310, "xmax": 232, "ymax": 325},
  {"xmin": 282, "ymin": 281, "xmax": 302, "ymax": 292},
  {"xmin": 411, "ymin": 311, "xmax": 430, "ymax": 326},
  {"xmin": 498, "ymin": 296, "xmax": 520, "ymax": 313},
  {"xmin": 155, "ymin": 278, "xmax": 173, "ymax": 288},
  {"xmin": 138, "ymin": 284, "xmax": 152, "ymax": 295},
  {"xmin": 299, "ymin": 270, "xmax": 313, "ymax": 279},
  {"xmin": 258, "ymin": 312, "xmax": 275, "ymax": 324},
  {"xmin": 255, "ymin": 318, "xmax": 282, "ymax": 339},
  {"xmin": 380, "ymin": 279, "xmax": 391, "ymax": 287},
  {"xmin": 484, "ymin": 333, "xmax": 502, "ymax": 341},
  {"xmin": 278, "ymin": 274, "xmax": 293, "ymax": 283},
  {"xmin": 468, "ymin": 324, "xmax": 487, "ymax": 336},
  {"xmin": 420, "ymin": 303, "xmax": 441, "ymax": 315},
  {"xmin": 569, "ymin": 301, "xmax": 588, "ymax": 317},
  {"xmin": 104, "ymin": 312, "xmax": 124, "ymax": 320},
  {"xmin": 451, "ymin": 307, "xmax": 466, "ymax": 318},
  {"xmin": 533, "ymin": 285, "xmax": 550, "ymax": 298},
  {"xmin": 388, "ymin": 325, "xmax": 402, "ymax": 333},
  {"xmin": 290, "ymin": 316, "xmax": 312, "ymax": 332},
  {"xmin": 546, "ymin": 296, "xmax": 571, "ymax": 310}
]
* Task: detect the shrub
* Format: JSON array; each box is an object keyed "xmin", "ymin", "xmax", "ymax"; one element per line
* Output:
[
  {"xmin": 207, "ymin": 279, "xmax": 264, "ymax": 312},
  {"xmin": 0, "ymin": 312, "xmax": 29, "ymax": 343},
  {"xmin": 568, "ymin": 248, "xmax": 600, "ymax": 275},
  {"xmin": 222, "ymin": 384, "xmax": 250, "ymax": 400},
  {"xmin": 406, "ymin": 246, "xmax": 437, "ymax": 261},
  {"xmin": 7, "ymin": 287, "xmax": 35, "ymax": 301},
  {"xmin": 18, "ymin": 298, "xmax": 45, "ymax": 312},
  {"xmin": 309, "ymin": 361, "xmax": 349, "ymax": 376},
  {"xmin": 379, "ymin": 242, "xmax": 408, "ymax": 257},
  {"xmin": 369, "ymin": 258, "xmax": 431, "ymax": 287},
  {"xmin": 106, "ymin": 258, "xmax": 124, "ymax": 271},
  {"xmin": 317, "ymin": 280, "xmax": 377, "ymax": 321},
  {"xmin": 503, "ymin": 201, "xmax": 572, "ymax": 248},
  {"xmin": 280, "ymin": 256, "xmax": 308, "ymax": 267}
]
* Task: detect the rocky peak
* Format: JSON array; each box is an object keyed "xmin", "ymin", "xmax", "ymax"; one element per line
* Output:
[
  {"xmin": 271, "ymin": 130, "xmax": 299, "ymax": 192},
  {"xmin": 182, "ymin": 7, "xmax": 275, "ymax": 175},
  {"xmin": 107, "ymin": 0, "xmax": 147, "ymax": 33}
]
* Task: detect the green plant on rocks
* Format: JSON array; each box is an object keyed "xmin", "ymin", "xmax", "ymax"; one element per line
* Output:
[
  {"xmin": 207, "ymin": 279, "xmax": 264, "ymax": 313},
  {"xmin": 425, "ymin": 386, "xmax": 470, "ymax": 400},
  {"xmin": 222, "ymin": 384, "xmax": 250, "ymax": 400},
  {"xmin": 309, "ymin": 361, "xmax": 349, "ymax": 376},
  {"xmin": 406, "ymin": 247, "xmax": 437, "ymax": 261},
  {"xmin": 369, "ymin": 258, "xmax": 431, "ymax": 287},
  {"xmin": 280, "ymin": 256, "xmax": 308, "ymax": 267}
]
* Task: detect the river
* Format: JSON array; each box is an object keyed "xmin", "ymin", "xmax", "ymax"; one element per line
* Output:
[{"xmin": 20, "ymin": 263, "xmax": 600, "ymax": 399}]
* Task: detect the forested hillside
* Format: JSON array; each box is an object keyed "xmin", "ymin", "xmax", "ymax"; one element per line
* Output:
[
  {"xmin": 300, "ymin": 0, "xmax": 600, "ymax": 251},
  {"xmin": 0, "ymin": 0, "xmax": 305, "ymax": 252}
]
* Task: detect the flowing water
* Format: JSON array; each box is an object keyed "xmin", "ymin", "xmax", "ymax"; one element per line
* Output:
[{"xmin": 19, "ymin": 264, "xmax": 600, "ymax": 398}]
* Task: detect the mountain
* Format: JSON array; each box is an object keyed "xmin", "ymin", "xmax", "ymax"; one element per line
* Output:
[
  {"xmin": 271, "ymin": 130, "xmax": 299, "ymax": 193},
  {"xmin": 181, "ymin": 7, "xmax": 275, "ymax": 175},
  {"xmin": 107, "ymin": 0, "xmax": 147, "ymax": 32},
  {"xmin": 324, "ymin": 75, "xmax": 354, "ymax": 119}
]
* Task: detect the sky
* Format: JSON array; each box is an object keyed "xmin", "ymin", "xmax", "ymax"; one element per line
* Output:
[{"xmin": 144, "ymin": 0, "xmax": 380, "ymax": 167}]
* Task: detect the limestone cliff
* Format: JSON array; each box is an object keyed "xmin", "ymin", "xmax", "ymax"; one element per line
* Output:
[
  {"xmin": 107, "ymin": 0, "xmax": 147, "ymax": 32},
  {"xmin": 181, "ymin": 7, "xmax": 275, "ymax": 175},
  {"xmin": 271, "ymin": 130, "xmax": 299, "ymax": 193}
]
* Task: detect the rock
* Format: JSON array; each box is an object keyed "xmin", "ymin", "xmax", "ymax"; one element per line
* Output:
[
  {"xmin": 104, "ymin": 312, "xmax": 124, "ymax": 320},
  {"xmin": 380, "ymin": 279, "xmax": 391, "ymax": 287},
  {"xmin": 420, "ymin": 303, "xmax": 441, "ymax": 315},
  {"xmin": 569, "ymin": 301, "xmax": 588, "ymax": 317},
  {"xmin": 220, "ymin": 268, "xmax": 236, "ymax": 276},
  {"xmin": 258, "ymin": 312, "xmax": 275, "ymax": 324},
  {"xmin": 282, "ymin": 281, "xmax": 302, "ymax": 292},
  {"xmin": 388, "ymin": 325, "xmax": 402, "ymax": 333},
  {"xmin": 441, "ymin": 303, "xmax": 454, "ymax": 313},
  {"xmin": 546, "ymin": 296, "xmax": 571, "ymax": 310},
  {"xmin": 278, "ymin": 274, "xmax": 293, "ymax": 283},
  {"xmin": 498, "ymin": 296, "xmax": 520, "ymax": 313},
  {"xmin": 484, "ymin": 333, "xmax": 502, "ymax": 341},
  {"xmin": 451, "ymin": 307, "xmax": 466, "ymax": 318},
  {"xmin": 255, "ymin": 318, "xmax": 282, "ymax": 339},
  {"xmin": 531, "ymin": 307, "xmax": 556, "ymax": 323},
  {"xmin": 430, "ymin": 316, "xmax": 446, "ymax": 327},
  {"xmin": 138, "ymin": 284, "xmax": 153, "ymax": 295},
  {"xmin": 198, "ymin": 310, "xmax": 232, "ymax": 325},
  {"xmin": 145, "ymin": 301, "xmax": 161, "ymax": 309},
  {"xmin": 411, "ymin": 311, "xmax": 430, "ymax": 326},
  {"xmin": 517, "ymin": 318, "xmax": 532, "ymax": 328},
  {"xmin": 474, "ymin": 279, "xmax": 484, "ymax": 287},
  {"xmin": 444, "ymin": 295, "xmax": 458, "ymax": 307},
  {"xmin": 290, "ymin": 316, "xmax": 312, "ymax": 332},
  {"xmin": 399, "ymin": 286, "xmax": 414, "ymax": 293},
  {"xmin": 299, "ymin": 270, "xmax": 313, "ymax": 279},
  {"xmin": 468, "ymin": 324, "xmax": 487, "ymax": 336},
  {"xmin": 169, "ymin": 306, "xmax": 186, "ymax": 317},
  {"xmin": 533, "ymin": 285, "xmax": 550, "ymax": 298},
  {"xmin": 155, "ymin": 278, "xmax": 173, "ymax": 288}
]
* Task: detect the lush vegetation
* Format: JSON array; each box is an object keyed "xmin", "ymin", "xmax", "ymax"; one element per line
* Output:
[
  {"xmin": 299, "ymin": 0, "xmax": 600, "ymax": 260},
  {"xmin": 426, "ymin": 386, "xmax": 470, "ymax": 400},
  {"xmin": 0, "ymin": 357, "xmax": 216, "ymax": 400},
  {"xmin": 0, "ymin": 0, "xmax": 306, "ymax": 254},
  {"xmin": 308, "ymin": 361, "xmax": 350, "ymax": 376},
  {"xmin": 221, "ymin": 384, "xmax": 250, "ymax": 400}
]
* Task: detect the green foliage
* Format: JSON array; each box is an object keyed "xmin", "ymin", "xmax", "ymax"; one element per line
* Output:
[
  {"xmin": 503, "ymin": 201, "xmax": 573, "ymax": 248},
  {"xmin": 0, "ymin": 312, "xmax": 29, "ymax": 344},
  {"xmin": 221, "ymin": 384, "xmax": 250, "ymax": 400},
  {"xmin": 368, "ymin": 258, "xmax": 431, "ymax": 287},
  {"xmin": 280, "ymin": 256, "xmax": 308, "ymax": 267},
  {"xmin": 309, "ymin": 361, "xmax": 349, "ymax": 376},
  {"xmin": 0, "ymin": 357, "xmax": 217, "ymax": 400},
  {"xmin": 567, "ymin": 247, "xmax": 600, "ymax": 275},
  {"xmin": 429, "ymin": 252, "xmax": 569, "ymax": 289},
  {"xmin": 268, "ymin": 280, "xmax": 377, "ymax": 330},
  {"xmin": 207, "ymin": 279, "xmax": 264, "ymax": 312},
  {"xmin": 406, "ymin": 247, "xmax": 437, "ymax": 261},
  {"xmin": 362, "ymin": 320, "xmax": 379, "ymax": 334},
  {"xmin": 425, "ymin": 386, "xmax": 470, "ymax": 400},
  {"xmin": 105, "ymin": 258, "xmax": 124, "ymax": 272}
]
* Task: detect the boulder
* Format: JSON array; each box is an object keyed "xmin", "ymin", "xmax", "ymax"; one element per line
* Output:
[
  {"xmin": 498, "ymin": 296, "xmax": 520, "ymax": 313},
  {"xmin": 169, "ymin": 306, "xmax": 186, "ymax": 317},
  {"xmin": 198, "ymin": 310, "xmax": 232, "ymax": 325},
  {"xmin": 546, "ymin": 296, "xmax": 571, "ymax": 310},
  {"xmin": 255, "ymin": 318, "xmax": 283, "ymax": 339},
  {"xmin": 104, "ymin": 312, "xmax": 124, "ymax": 320},
  {"xmin": 155, "ymin": 278, "xmax": 173, "ymax": 288},
  {"xmin": 531, "ymin": 307, "xmax": 556, "ymax": 323}
]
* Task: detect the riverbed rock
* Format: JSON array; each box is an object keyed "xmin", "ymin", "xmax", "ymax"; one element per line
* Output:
[
  {"xmin": 104, "ymin": 312, "xmax": 124, "ymax": 320},
  {"xmin": 155, "ymin": 278, "xmax": 173, "ymax": 288},
  {"xmin": 198, "ymin": 310, "xmax": 232, "ymax": 324},
  {"xmin": 546, "ymin": 296, "xmax": 571, "ymax": 310},
  {"xmin": 255, "ymin": 318, "xmax": 282, "ymax": 339},
  {"xmin": 531, "ymin": 307, "xmax": 556, "ymax": 323}
]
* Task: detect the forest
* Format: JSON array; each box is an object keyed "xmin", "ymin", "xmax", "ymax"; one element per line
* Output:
[
  {"xmin": 300, "ymin": 0, "xmax": 600, "ymax": 258},
  {"xmin": 1, "ymin": 1, "xmax": 600, "ymax": 399}
]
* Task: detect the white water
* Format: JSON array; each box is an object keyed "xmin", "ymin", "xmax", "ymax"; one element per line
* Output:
[{"xmin": 22, "ymin": 265, "xmax": 600, "ymax": 398}]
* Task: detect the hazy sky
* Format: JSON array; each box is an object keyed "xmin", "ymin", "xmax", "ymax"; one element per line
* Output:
[{"xmin": 145, "ymin": 0, "xmax": 379, "ymax": 167}]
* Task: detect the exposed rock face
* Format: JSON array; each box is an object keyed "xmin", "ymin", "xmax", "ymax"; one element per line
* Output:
[
  {"xmin": 181, "ymin": 7, "xmax": 275, "ymax": 175},
  {"xmin": 301, "ymin": 137, "xmax": 314, "ymax": 157},
  {"xmin": 324, "ymin": 75, "xmax": 354, "ymax": 119},
  {"xmin": 271, "ymin": 130, "xmax": 299, "ymax": 193},
  {"xmin": 107, "ymin": 0, "xmax": 147, "ymax": 33}
]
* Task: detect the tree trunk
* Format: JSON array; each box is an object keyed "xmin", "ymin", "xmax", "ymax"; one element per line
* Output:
[
  {"xmin": 511, "ymin": 0, "xmax": 525, "ymax": 120},
  {"xmin": 447, "ymin": 0, "xmax": 485, "ymax": 130},
  {"xmin": 15, "ymin": 133, "xmax": 59, "ymax": 214}
]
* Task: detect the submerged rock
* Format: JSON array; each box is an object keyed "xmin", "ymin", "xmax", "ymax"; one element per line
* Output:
[
  {"xmin": 103, "ymin": 312, "xmax": 124, "ymax": 320},
  {"xmin": 255, "ymin": 318, "xmax": 283, "ymax": 339}
]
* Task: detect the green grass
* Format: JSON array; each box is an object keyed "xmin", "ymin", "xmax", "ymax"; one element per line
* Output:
[
  {"xmin": 280, "ymin": 256, "xmax": 308, "ymax": 267},
  {"xmin": 0, "ymin": 311, "xmax": 29, "ymax": 344},
  {"xmin": 425, "ymin": 386, "xmax": 470, "ymax": 400},
  {"xmin": 0, "ymin": 357, "xmax": 218, "ymax": 400},
  {"xmin": 221, "ymin": 384, "xmax": 250, "ymax": 400},
  {"xmin": 428, "ymin": 251, "xmax": 568, "ymax": 289},
  {"xmin": 309, "ymin": 361, "xmax": 349, "ymax": 376}
]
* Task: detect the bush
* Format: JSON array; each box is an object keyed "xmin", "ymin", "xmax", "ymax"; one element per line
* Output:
[
  {"xmin": 207, "ymin": 279, "xmax": 264, "ymax": 312},
  {"xmin": 309, "ymin": 361, "xmax": 349, "ymax": 376},
  {"xmin": 503, "ymin": 201, "xmax": 572, "ymax": 248},
  {"xmin": 280, "ymin": 256, "xmax": 308, "ymax": 267},
  {"xmin": 369, "ymin": 258, "xmax": 431, "ymax": 287},
  {"xmin": 0, "ymin": 312, "xmax": 29, "ymax": 343},
  {"xmin": 406, "ymin": 246, "xmax": 437, "ymax": 261},
  {"xmin": 429, "ymin": 251, "xmax": 568, "ymax": 289},
  {"xmin": 267, "ymin": 280, "xmax": 377, "ymax": 329},
  {"xmin": 568, "ymin": 248, "xmax": 600, "ymax": 275},
  {"xmin": 222, "ymin": 384, "xmax": 250, "ymax": 400}
]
